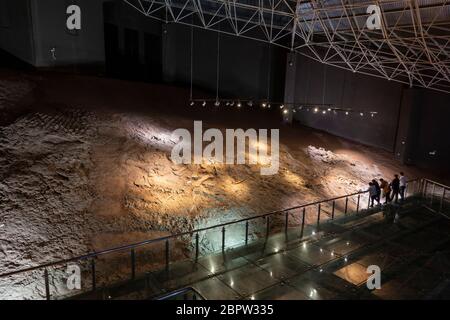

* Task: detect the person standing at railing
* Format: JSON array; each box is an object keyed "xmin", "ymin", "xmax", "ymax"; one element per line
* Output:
[
  {"xmin": 367, "ymin": 182, "xmax": 380, "ymax": 207},
  {"xmin": 399, "ymin": 172, "xmax": 407, "ymax": 201},
  {"xmin": 380, "ymin": 178, "xmax": 391, "ymax": 204},
  {"xmin": 372, "ymin": 179, "xmax": 381, "ymax": 204},
  {"xmin": 391, "ymin": 174, "xmax": 400, "ymax": 203}
]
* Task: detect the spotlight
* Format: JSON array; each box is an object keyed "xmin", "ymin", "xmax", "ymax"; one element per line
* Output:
[
  {"xmin": 230, "ymin": 101, "xmax": 235, "ymax": 107},
  {"xmin": 314, "ymin": 108, "xmax": 319, "ymax": 113},
  {"xmin": 226, "ymin": 102, "xmax": 230, "ymax": 106},
  {"xmin": 280, "ymin": 105, "xmax": 284, "ymax": 109},
  {"xmin": 283, "ymin": 109, "xmax": 289, "ymax": 114},
  {"xmin": 190, "ymin": 101, "xmax": 195, "ymax": 106},
  {"xmin": 360, "ymin": 112, "xmax": 364, "ymax": 116},
  {"xmin": 214, "ymin": 100, "xmax": 220, "ymax": 107},
  {"xmin": 322, "ymin": 110, "xmax": 326, "ymax": 114},
  {"xmin": 202, "ymin": 101, "xmax": 206, "ymax": 107},
  {"xmin": 345, "ymin": 111, "xmax": 349, "ymax": 115},
  {"xmin": 267, "ymin": 104, "xmax": 271, "ymax": 108},
  {"xmin": 237, "ymin": 102, "xmax": 242, "ymax": 108},
  {"xmin": 293, "ymin": 110, "xmax": 296, "ymax": 113},
  {"xmin": 247, "ymin": 101, "xmax": 253, "ymax": 107},
  {"xmin": 327, "ymin": 108, "xmax": 331, "ymax": 111},
  {"xmin": 261, "ymin": 102, "xmax": 267, "ymax": 108}
]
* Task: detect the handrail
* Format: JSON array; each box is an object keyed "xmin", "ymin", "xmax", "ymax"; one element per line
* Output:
[
  {"xmin": 156, "ymin": 287, "xmax": 205, "ymax": 300},
  {"xmin": 0, "ymin": 177, "xmax": 425, "ymax": 279}
]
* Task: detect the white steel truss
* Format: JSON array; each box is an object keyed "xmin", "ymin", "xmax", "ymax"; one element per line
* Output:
[{"xmin": 123, "ymin": 0, "xmax": 450, "ymax": 93}]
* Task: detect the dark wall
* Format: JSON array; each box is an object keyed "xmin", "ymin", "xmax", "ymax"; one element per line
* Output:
[
  {"xmin": 290, "ymin": 54, "xmax": 404, "ymax": 152},
  {"xmin": 0, "ymin": 0, "xmax": 35, "ymax": 65},
  {"xmin": 413, "ymin": 89, "xmax": 450, "ymax": 176},
  {"xmin": 162, "ymin": 23, "xmax": 285, "ymax": 101},
  {"xmin": 30, "ymin": 0, "xmax": 105, "ymax": 67}
]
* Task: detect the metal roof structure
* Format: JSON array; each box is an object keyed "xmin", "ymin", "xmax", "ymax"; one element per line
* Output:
[{"xmin": 123, "ymin": 0, "xmax": 450, "ymax": 93}]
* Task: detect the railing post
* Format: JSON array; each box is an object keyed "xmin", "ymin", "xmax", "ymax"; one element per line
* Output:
[
  {"xmin": 195, "ymin": 233, "xmax": 199, "ymax": 262},
  {"xmin": 367, "ymin": 193, "xmax": 371, "ymax": 209},
  {"xmin": 356, "ymin": 194, "xmax": 360, "ymax": 213},
  {"xmin": 131, "ymin": 248, "xmax": 136, "ymax": 279},
  {"xmin": 44, "ymin": 269, "xmax": 50, "ymax": 301},
  {"xmin": 165, "ymin": 239, "xmax": 170, "ymax": 272},
  {"xmin": 316, "ymin": 204, "xmax": 321, "ymax": 226},
  {"xmin": 266, "ymin": 216, "xmax": 270, "ymax": 238},
  {"xmin": 284, "ymin": 212, "xmax": 289, "ymax": 235},
  {"xmin": 245, "ymin": 221, "xmax": 249, "ymax": 245},
  {"xmin": 91, "ymin": 259, "xmax": 96, "ymax": 291},
  {"xmin": 431, "ymin": 183, "xmax": 436, "ymax": 206},
  {"xmin": 423, "ymin": 179, "xmax": 428, "ymax": 197},
  {"xmin": 344, "ymin": 197, "xmax": 348, "ymax": 214},
  {"xmin": 331, "ymin": 201, "xmax": 335, "ymax": 220},
  {"xmin": 221, "ymin": 227, "xmax": 226, "ymax": 252},
  {"xmin": 440, "ymin": 188, "xmax": 445, "ymax": 213},
  {"xmin": 300, "ymin": 208, "xmax": 306, "ymax": 238}
]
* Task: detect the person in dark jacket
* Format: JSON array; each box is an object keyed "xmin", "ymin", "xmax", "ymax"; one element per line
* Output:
[
  {"xmin": 372, "ymin": 179, "xmax": 381, "ymax": 205},
  {"xmin": 391, "ymin": 174, "xmax": 400, "ymax": 203}
]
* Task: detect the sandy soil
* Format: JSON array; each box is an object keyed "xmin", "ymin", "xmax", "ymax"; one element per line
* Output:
[{"xmin": 0, "ymin": 70, "xmax": 430, "ymax": 299}]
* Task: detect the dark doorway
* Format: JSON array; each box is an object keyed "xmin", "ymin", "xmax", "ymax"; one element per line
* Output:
[
  {"xmin": 144, "ymin": 33, "xmax": 162, "ymax": 83},
  {"xmin": 124, "ymin": 28, "xmax": 141, "ymax": 80},
  {"xmin": 104, "ymin": 23, "xmax": 120, "ymax": 77}
]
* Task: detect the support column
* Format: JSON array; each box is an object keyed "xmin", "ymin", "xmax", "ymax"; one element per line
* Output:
[
  {"xmin": 283, "ymin": 52, "xmax": 297, "ymax": 124},
  {"xmin": 394, "ymin": 88, "xmax": 422, "ymax": 165}
]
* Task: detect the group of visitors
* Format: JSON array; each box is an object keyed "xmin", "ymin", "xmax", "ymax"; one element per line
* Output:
[{"xmin": 367, "ymin": 172, "xmax": 407, "ymax": 207}]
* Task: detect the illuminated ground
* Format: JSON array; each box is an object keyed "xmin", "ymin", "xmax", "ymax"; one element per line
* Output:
[{"xmin": 0, "ymin": 70, "xmax": 432, "ymax": 299}]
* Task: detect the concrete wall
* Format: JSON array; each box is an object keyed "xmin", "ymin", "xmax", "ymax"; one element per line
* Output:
[
  {"xmin": 30, "ymin": 0, "xmax": 105, "ymax": 67},
  {"xmin": 289, "ymin": 54, "xmax": 404, "ymax": 152},
  {"xmin": 162, "ymin": 23, "xmax": 285, "ymax": 100},
  {"xmin": 102, "ymin": 0, "xmax": 285, "ymax": 100},
  {"xmin": 287, "ymin": 54, "xmax": 450, "ymax": 176},
  {"xmin": 0, "ymin": 0, "xmax": 35, "ymax": 65},
  {"xmin": 413, "ymin": 90, "xmax": 450, "ymax": 176}
]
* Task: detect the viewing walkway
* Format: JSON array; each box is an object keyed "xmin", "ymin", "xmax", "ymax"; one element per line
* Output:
[
  {"xmin": 1, "ymin": 179, "xmax": 448, "ymax": 300},
  {"xmin": 77, "ymin": 200, "xmax": 450, "ymax": 300}
]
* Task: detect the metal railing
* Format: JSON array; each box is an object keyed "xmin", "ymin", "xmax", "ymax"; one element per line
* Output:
[
  {"xmin": 421, "ymin": 178, "xmax": 450, "ymax": 215},
  {"xmin": 0, "ymin": 177, "xmax": 441, "ymax": 300},
  {"xmin": 156, "ymin": 287, "xmax": 205, "ymax": 300}
]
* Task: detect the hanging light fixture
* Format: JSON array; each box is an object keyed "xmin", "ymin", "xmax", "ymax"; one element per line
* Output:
[{"xmin": 202, "ymin": 101, "xmax": 206, "ymax": 107}]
